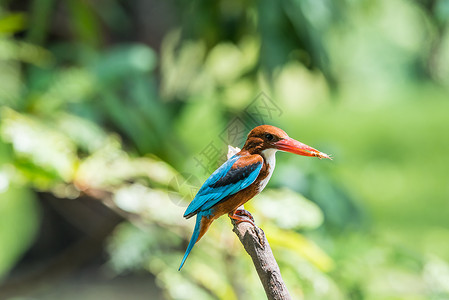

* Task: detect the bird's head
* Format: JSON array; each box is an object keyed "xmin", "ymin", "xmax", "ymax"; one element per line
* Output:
[{"xmin": 242, "ymin": 125, "xmax": 331, "ymax": 159}]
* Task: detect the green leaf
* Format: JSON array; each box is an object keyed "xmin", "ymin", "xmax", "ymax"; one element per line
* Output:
[
  {"xmin": 0, "ymin": 185, "xmax": 40, "ymax": 279},
  {"xmin": 66, "ymin": 0, "xmax": 101, "ymax": 47},
  {"xmin": 0, "ymin": 12, "xmax": 27, "ymax": 34},
  {"xmin": 266, "ymin": 224, "xmax": 334, "ymax": 272},
  {"xmin": 26, "ymin": 0, "xmax": 55, "ymax": 44},
  {"xmin": 0, "ymin": 108, "xmax": 78, "ymax": 183}
]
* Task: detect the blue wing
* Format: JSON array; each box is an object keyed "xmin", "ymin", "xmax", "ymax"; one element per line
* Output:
[{"xmin": 183, "ymin": 154, "xmax": 263, "ymax": 218}]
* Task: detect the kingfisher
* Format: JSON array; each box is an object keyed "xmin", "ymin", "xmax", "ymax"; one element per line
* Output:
[{"xmin": 179, "ymin": 125, "xmax": 331, "ymax": 270}]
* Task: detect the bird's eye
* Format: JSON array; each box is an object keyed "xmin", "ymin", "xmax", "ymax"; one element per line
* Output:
[{"xmin": 265, "ymin": 133, "xmax": 274, "ymax": 141}]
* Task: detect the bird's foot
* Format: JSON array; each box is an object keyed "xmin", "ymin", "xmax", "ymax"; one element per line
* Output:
[{"xmin": 228, "ymin": 209, "xmax": 256, "ymax": 227}]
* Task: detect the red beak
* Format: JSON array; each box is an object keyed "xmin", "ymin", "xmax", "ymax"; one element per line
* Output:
[{"xmin": 275, "ymin": 137, "xmax": 332, "ymax": 159}]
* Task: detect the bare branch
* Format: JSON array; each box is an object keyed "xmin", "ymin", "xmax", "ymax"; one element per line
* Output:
[{"xmin": 231, "ymin": 219, "xmax": 294, "ymax": 300}]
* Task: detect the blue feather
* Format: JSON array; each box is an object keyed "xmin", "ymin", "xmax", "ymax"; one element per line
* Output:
[
  {"xmin": 178, "ymin": 212, "xmax": 204, "ymax": 271},
  {"xmin": 183, "ymin": 155, "xmax": 262, "ymax": 218},
  {"xmin": 179, "ymin": 154, "xmax": 263, "ymax": 270}
]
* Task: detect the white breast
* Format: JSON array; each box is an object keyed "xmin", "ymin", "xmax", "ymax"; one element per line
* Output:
[{"xmin": 258, "ymin": 148, "xmax": 277, "ymax": 192}]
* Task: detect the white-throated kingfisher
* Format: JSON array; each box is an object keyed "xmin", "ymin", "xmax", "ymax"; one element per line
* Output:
[{"xmin": 179, "ymin": 125, "xmax": 331, "ymax": 270}]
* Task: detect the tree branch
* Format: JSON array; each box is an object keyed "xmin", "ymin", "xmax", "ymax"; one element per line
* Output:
[{"xmin": 231, "ymin": 218, "xmax": 292, "ymax": 300}]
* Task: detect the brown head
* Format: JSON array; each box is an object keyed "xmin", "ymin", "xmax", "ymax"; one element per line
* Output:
[{"xmin": 241, "ymin": 125, "xmax": 331, "ymax": 159}]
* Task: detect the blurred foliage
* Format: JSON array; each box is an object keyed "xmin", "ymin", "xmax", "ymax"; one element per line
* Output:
[{"xmin": 1, "ymin": 0, "xmax": 449, "ymax": 299}]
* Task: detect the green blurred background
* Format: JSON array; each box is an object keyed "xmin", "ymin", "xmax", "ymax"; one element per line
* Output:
[{"xmin": 1, "ymin": 0, "xmax": 449, "ymax": 299}]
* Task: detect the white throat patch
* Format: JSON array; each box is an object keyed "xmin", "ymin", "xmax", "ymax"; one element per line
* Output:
[{"xmin": 258, "ymin": 149, "xmax": 277, "ymax": 192}]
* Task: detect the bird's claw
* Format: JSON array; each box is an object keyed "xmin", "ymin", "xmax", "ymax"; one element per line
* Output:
[
  {"xmin": 234, "ymin": 209, "xmax": 255, "ymax": 222},
  {"xmin": 229, "ymin": 209, "xmax": 256, "ymax": 227}
]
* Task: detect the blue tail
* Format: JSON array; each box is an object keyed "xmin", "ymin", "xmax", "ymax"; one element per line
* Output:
[{"xmin": 178, "ymin": 214, "xmax": 202, "ymax": 271}]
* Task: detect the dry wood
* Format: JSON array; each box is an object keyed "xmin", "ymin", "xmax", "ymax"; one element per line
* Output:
[{"xmin": 231, "ymin": 218, "xmax": 292, "ymax": 300}]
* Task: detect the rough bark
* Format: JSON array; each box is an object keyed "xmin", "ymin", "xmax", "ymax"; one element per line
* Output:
[{"xmin": 231, "ymin": 219, "xmax": 292, "ymax": 300}]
